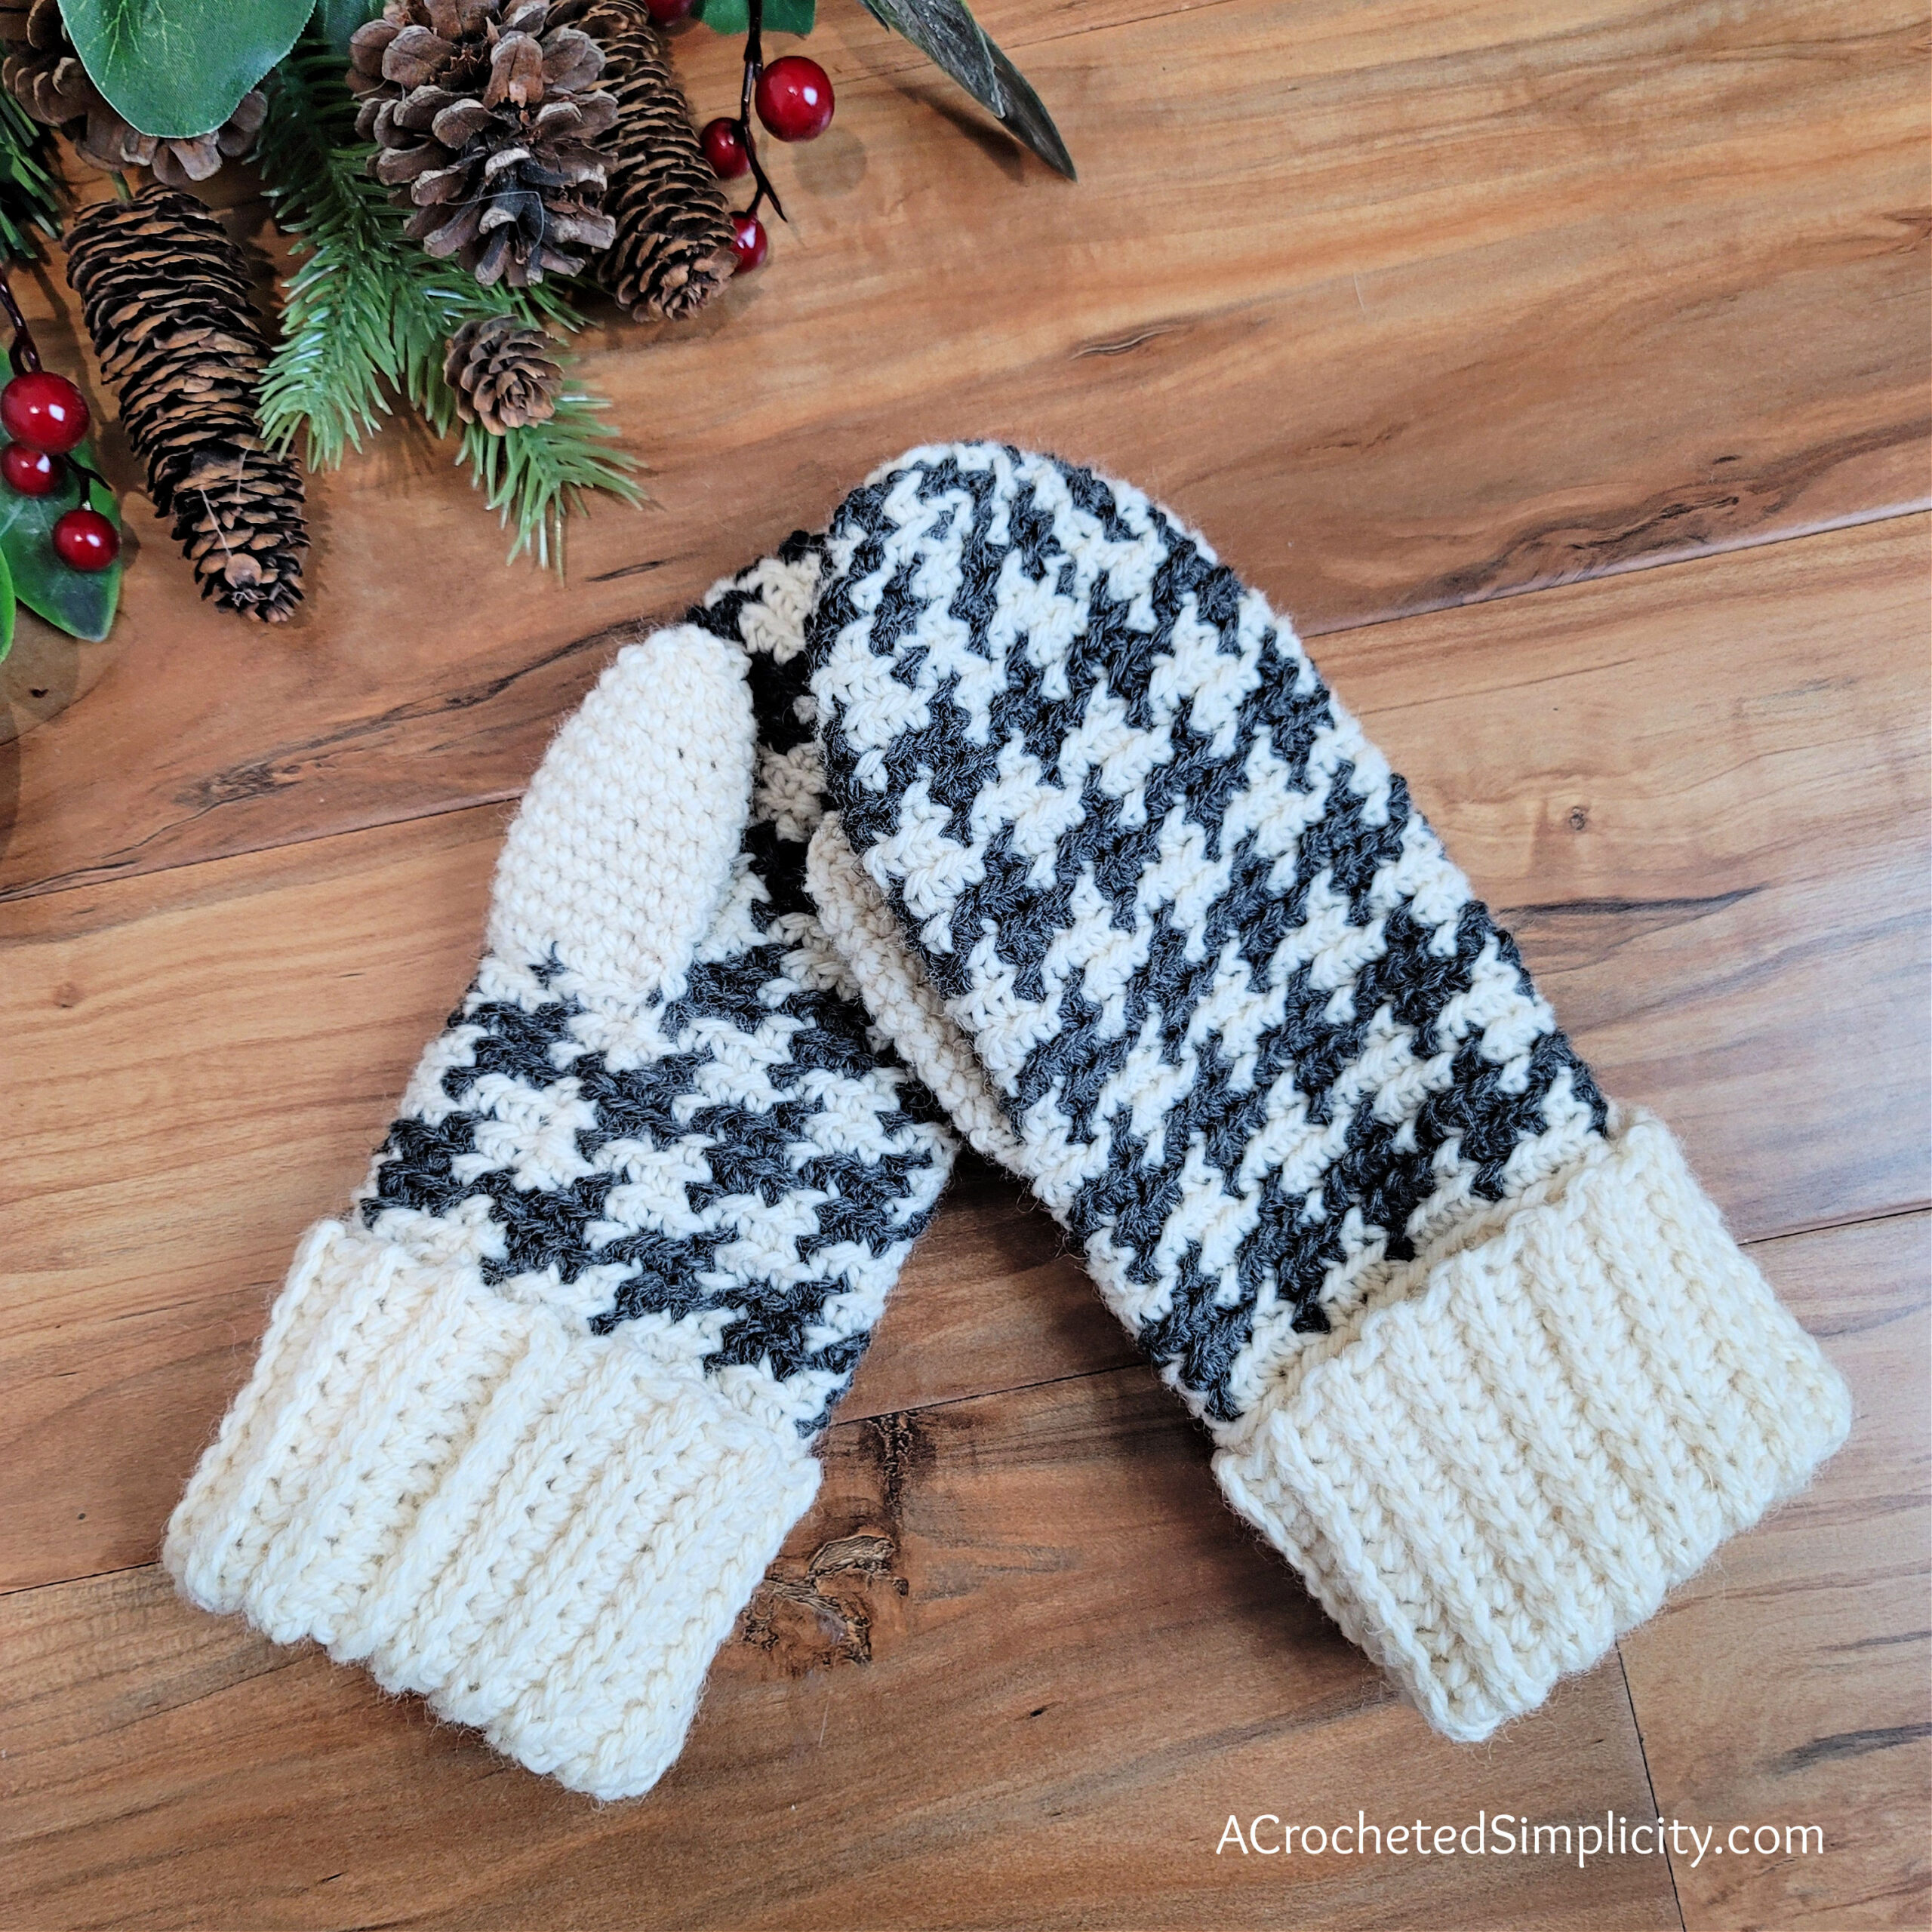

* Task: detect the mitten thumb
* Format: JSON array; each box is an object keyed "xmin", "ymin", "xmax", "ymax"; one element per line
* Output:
[{"xmin": 487, "ymin": 625, "xmax": 755, "ymax": 996}]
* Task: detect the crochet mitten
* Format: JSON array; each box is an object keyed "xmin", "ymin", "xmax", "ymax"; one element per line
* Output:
[
  {"xmin": 165, "ymin": 544, "xmax": 954, "ymax": 1800},
  {"xmin": 800, "ymin": 441, "xmax": 1852, "ymax": 1742}
]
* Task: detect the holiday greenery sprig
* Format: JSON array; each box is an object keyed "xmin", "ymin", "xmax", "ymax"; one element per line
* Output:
[
  {"xmin": 0, "ymin": 91, "xmax": 118, "ymax": 658},
  {"xmin": 0, "ymin": 0, "xmax": 1069, "ymax": 631},
  {"xmin": 0, "ymin": 258, "xmax": 124, "ymax": 656},
  {"xmin": 0, "ymin": 89, "xmax": 59, "ymax": 262},
  {"xmin": 257, "ymin": 31, "xmax": 637, "ymax": 568}
]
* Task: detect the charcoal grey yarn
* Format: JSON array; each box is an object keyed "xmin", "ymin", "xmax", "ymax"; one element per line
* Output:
[
  {"xmin": 361, "ymin": 538, "xmax": 952, "ymax": 1435},
  {"xmin": 806, "ymin": 445, "xmax": 1609, "ymax": 1425}
]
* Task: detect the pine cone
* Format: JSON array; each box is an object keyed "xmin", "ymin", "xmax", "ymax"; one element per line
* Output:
[
  {"xmin": 66, "ymin": 186, "xmax": 307, "ymax": 623},
  {"xmin": 444, "ymin": 314, "xmax": 563, "ymax": 434},
  {"xmin": 0, "ymin": 0, "xmax": 263, "ymax": 186},
  {"xmin": 349, "ymin": 0, "xmax": 617, "ymax": 288},
  {"xmin": 569, "ymin": 0, "xmax": 734, "ymax": 322}
]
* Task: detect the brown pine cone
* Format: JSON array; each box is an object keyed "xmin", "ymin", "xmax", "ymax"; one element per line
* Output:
[
  {"xmin": 568, "ymin": 0, "xmax": 735, "ymax": 322},
  {"xmin": 1, "ymin": 0, "xmax": 263, "ymax": 186},
  {"xmin": 349, "ymin": 0, "xmax": 617, "ymax": 288},
  {"xmin": 444, "ymin": 313, "xmax": 562, "ymax": 434},
  {"xmin": 166, "ymin": 446, "xmax": 310, "ymax": 624},
  {"xmin": 66, "ymin": 186, "xmax": 307, "ymax": 623}
]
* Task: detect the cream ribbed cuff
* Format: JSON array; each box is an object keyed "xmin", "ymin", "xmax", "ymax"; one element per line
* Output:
[
  {"xmin": 1214, "ymin": 1111, "xmax": 1852, "ymax": 1740},
  {"xmin": 165, "ymin": 1222, "xmax": 820, "ymax": 1800}
]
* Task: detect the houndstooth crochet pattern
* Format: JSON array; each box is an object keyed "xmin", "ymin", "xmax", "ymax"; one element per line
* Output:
[
  {"xmin": 165, "ymin": 546, "xmax": 954, "ymax": 1799},
  {"xmin": 159, "ymin": 447, "xmax": 1855, "ymax": 1789},
  {"xmin": 801, "ymin": 441, "xmax": 1853, "ymax": 1740},
  {"xmin": 808, "ymin": 443, "xmax": 1609, "ymax": 1423},
  {"xmin": 356, "ymin": 537, "xmax": 949, "ymax": 1436}
]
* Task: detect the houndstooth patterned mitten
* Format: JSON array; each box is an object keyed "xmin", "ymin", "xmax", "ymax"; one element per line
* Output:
[
  {"xmin": 166, "ymin": 545, "xmax": 954, "ymax": 1800},
  {"xmin": 800, "ymin": 442, "xmax": 1852, "ymax": 1742}
]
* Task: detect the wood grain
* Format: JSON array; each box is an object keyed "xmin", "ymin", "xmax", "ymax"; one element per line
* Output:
[
  {"xmin": 1324, "ymin": 511, "xmax": 1931, "ymax": 1238},
  {"xmin": 1618, "ymin": 1212, "xmax": 1932, "ymax": 1932},
  {"xmin": 0, "ymin": 1367, "xmax": 1679, "ymax": 1932},
  {"xmin": 5, "ymin": 514, "xmax": 1922, "ymax": 1602},
  {"xmin": 2, "ymin": 2, "xmax": 1925, "ymax": 1904},
  {"xmin": 0, "ymin": 0, "xmax": 1921, "ymax": 899}
]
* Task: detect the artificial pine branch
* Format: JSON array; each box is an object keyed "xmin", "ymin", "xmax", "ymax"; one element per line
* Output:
[
  {"xmin": 0, "ymin": 88, "xmax": 59, "ymax": 262},
  {"xmin": 254, "ymin": 38, "xmax": 408, "ymax": 463},
  {"xmin": 460, "ymin": 390, "xmax": 630, "ymax": 571},
  {"xmin": 255, "ymin": 32, "xmax": 638, "ymax": 568}
]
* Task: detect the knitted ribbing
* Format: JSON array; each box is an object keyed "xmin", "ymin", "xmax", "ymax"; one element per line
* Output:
[
  {"xmin": 798, "ymin": 441, "xmax": 1852, "ymax": 1740},
  {"xmin": 165, "ymin": 552, "xmax": 957, "ymax": 1798},
  {"xmin": 166, "ymin": 1223, "xmax": 822, "ymax": 1798},
  {"xmin": 1214, "ymin": 1113, "xmax": 1852, "ymax": 1739}
]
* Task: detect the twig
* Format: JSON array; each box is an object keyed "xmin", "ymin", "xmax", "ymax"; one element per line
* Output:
[
  {"xmin": 737, "ymin": 0, "xmax": 786, "ymax": 224},
  {"xmin": 0, "ymin": 264, "xmax": 39, "ymax": 372}
]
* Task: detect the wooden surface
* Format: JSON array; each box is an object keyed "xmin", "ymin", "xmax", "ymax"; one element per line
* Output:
[{"xmin": 2, "ymin": 0, "xmax": 1927, "ymax": 1921}]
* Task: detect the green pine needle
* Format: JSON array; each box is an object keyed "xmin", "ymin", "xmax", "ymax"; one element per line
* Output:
[
  {"xmin": 461, "ymin": 390, "xmax": 641, "ymax": 573},
  {"xmin": 256, "ymin": 35, "xmax": 641, "ymax": 570},
  {"xmin": 0, "ymin": 93, "xmax": 62, "ymax": 264}
]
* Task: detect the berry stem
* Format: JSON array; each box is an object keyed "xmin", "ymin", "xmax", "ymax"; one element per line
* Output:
[
  {"xmin": 737, "ymin": 0, "xmax": 787, "ymax": 225},
  {"xmin": 67, "ymin": 453, "xmax": 109, "ymax": 500},
  {"xmin": 0, "ymin": 268, "xmax": 42, "ymax": 376},
  {"xmin": 0, "ymin": 278, "xmax": 106, "ymax": 501}
]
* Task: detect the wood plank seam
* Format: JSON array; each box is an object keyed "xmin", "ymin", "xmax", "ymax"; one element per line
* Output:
[
  {"xmin": 1613, "ymin": 1644, "xmax": 1690, "ymax": 1932},
  {"xmin": 4, "ymin": 500, "xmax": 1925, "ymax": 908},
  {"xmin": 1324, "ymin": 497, "xmax": 1932, "ymax": 640}
]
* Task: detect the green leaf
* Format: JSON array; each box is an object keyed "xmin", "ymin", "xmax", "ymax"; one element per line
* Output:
[
  {"xmin": 61, "ymin": 0, "xmax": 311, "ymax": 139},
  {"xmin": 0, "ymin": 541, "xmax": 15, "ymax": 666},
  {"xmin": 857, "ymin": 0, "xmax": 1072, "ymax": 177},
  {"xmin": 314, "ymin": 0, "xmax": 382, "ymax": 60},
  {"xmin": 0, "ymin": 440, "xmax": 122, "ymax": 641},
  {"xmin": 697, "ymin": 0, "xmax": 816, "ymax": 36}
]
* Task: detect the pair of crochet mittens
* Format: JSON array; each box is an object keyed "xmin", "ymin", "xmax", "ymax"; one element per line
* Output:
[{"xmin": 167, "ymin": 443, "xmax": 1850, "ymax": 1801}]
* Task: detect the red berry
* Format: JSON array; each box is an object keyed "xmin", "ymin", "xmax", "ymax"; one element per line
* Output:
[
  {"xmin": 701, "ymin": 116, "xmax": 749, "ymax": 180},
  {"xmin": 645, "ymin": 0, "xmax": 694, "ymax": 20},
  {"xmin": 1, "ymin": 369, "xmax": 88, "ymax": 454},
  {"xmin": 755, "ymin": 56, "xmax": 833, "ymax": 142},
  {"xmin": 51, "ymin": 506, "xmax": 117, "ymax": 571},
  {"xmin": 2, "ymin": 441, "xmax": 60, "ymax": 496},
  {"xmin": 729, "ymin": 211, "xmax": 768, "ymax": 272}
]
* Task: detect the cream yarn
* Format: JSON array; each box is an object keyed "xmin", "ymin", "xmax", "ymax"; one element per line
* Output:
[
  {"xmin": 163, "ymin": 446, "xmax": 1856, "ymax": 1797},
  {"xmin": 165, "ymin": 565, "xmax": 957, "ymax": 1800},
  {"xmin": 795, "ymin": 441, "xmax": 1853, "ymax": 1740}
]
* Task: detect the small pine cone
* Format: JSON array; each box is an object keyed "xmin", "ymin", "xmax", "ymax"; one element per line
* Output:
[
  {"xmin": 167, "ymin": 445, "xmax": 309, "ymax": 624},
  {"xmin": 66, "ymin": 186, "xmax": 307, "ymax": 623},
  {"xmin": 444, "ymin": 314, "xmax": 563, "ymax": 434},
  {"xmin": 571, "ymin": 0, "xmax": 734, "ymax": 321},
  {"xmin": 1, "ymin": 0, "xmax": 263, "ymax": 185},
  {"xmin": 349, "ymin": 0, "xmax": 617, "ymax": 288}
]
